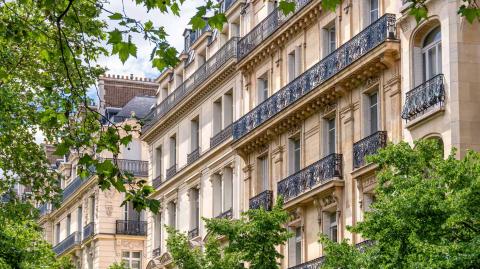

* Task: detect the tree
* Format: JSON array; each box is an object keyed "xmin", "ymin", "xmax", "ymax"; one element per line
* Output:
[
  {"xmin": 320, "ymin": 139, "xmax": 480, "ymax": 268},
  {"xmin": 167, "ymin": 199, "xmax": 291, "ymax": 269},
  {"xmin": 0, "ymin": 198, "xmax": 74, "ymax": 269},
  {"xmin": 0, "ymin": 0, "xmax": 478, "ymax": 213}
]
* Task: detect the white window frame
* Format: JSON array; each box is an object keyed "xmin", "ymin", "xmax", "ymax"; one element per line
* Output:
[
  {"xmin": 122, "ymin": 251, "xmax": 142, "ymax": 269},
  {"xmin": 422, "ymin": 27, "xmax": 442, "ymax": 82}
]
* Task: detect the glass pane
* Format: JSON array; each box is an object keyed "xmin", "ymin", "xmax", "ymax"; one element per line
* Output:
[
  {"xmin": 369, "ymin": 93, "xmax": 378, "ymax": 134},
  {"xmin": 437, "ymin": 44, "xmax": 442, "ymax": 74},
  {"xmin": 328, "ymin": 119, "xmax": 335, "ymax": 154},
  {"xmin": 122, "ymin": 252, "xmax": 130, "ymax": 258},
  {"xmin": 428, "ymin": 47, "xmax": 436, "ymax": 79},
  {"xmin": 132, "ymin": 252, "xmax": 141, "ymax": 258},
  {"xmin": 131, "ymin": 260, "xmax": 141, "ymax": 269},
  {"xmin": 294, "ymin": 139, "xmax": 300, "ymax": 173}
]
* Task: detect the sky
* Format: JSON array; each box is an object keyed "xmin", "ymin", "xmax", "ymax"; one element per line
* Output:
[{"xmin": 96, "ymin": 1, "xmax": 200, "ymax": 80}]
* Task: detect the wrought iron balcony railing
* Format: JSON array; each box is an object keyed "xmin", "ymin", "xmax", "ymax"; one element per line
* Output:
[
  {"xmin": 152, "ymin": 247, "xmax": 161, "ymax": 258},
  {"xmin": 277, "ymin": 153, "xmax": 343, "ymax": 203},
  {"xmin": 53, "ymin": 231, "xmax": 80, "ymax": 256},
  {"xmin": 144, "ymin": 38, "xmax": 239, "ymax": 131},
  {"xmin": 114, "ymin": 159, "xmax": 148, "ymax": 177},
  {"xmin": 353, "ymin": 131, "xmax": 387, "ymax": 169},
  {"xmin": 210, "ymin": 124, "xmax": 233, "ymax": 149},
  {"xmin": 115, "ymin": 220, "xmax": 147, "ymax": 236},
  {"xmin": 152, "ymin": 175, "xmax": 162, "ymax": 189},
  {"xmin": 38, "ymin": 203, "xmax": 52, "ymax": 216},
  {"xmin": 401, "ymin": 74, "xmax": 445, "ymax": 122},
  {"xmin": 233, "ymin": 14, "xmax": 396, "ymax": 141},
  {"xmin": 83, "ymin": 222, "xmax": 94, "ymax": 241},
  {"xmin": 288, "ymin": 256, "xmax": 325, "ymax": 269},
  {"xmin": 356, "ymin": 239, "xmax": 374, "ymax": 253},
  {"xmin": 237, "ymin": 0, "xmax": 312, "ymax": 60},
  {"xmin": 187, "ymin": 147, "xmax": 201, "ymax": 165},
  {"xmin": 166, "ymin": 164, "xmax": 177, "ymax": 180},
  {"xmin": 62, "ymin": 176, "xmax": 85, "ymax": 202},
  {"xmin": 188, "ymin": 227, "xmax": 199, "ymax": 239},
  {"xmin": 215, "ymin": 208, "xmax": 233, "ymax": 219},
  {"xmin": 249, "ymin": 190, "xmax": 273, "ymax": 210}
]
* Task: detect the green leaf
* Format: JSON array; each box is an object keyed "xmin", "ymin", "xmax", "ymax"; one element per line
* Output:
[
  {"xmin": 278, "ymin": 1, "xmax": 296, "ymax": 15},
  {"xmin": 107, "ymin": 29, "xmax": 122, "ymax": 44},
  {"xmin": 108, "ymin": 13, "xmax": 123, "ymax": 20},
  {"xmin": 144, "ymin": 20, "xmax": 153, "ymax": 31}
]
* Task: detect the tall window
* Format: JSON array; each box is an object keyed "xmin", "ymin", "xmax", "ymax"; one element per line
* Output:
[
  {"xmin": 368, "ymin": 92, "xmax": 379, "ymax": 135},
  {"xmin": 55, "ymin": 223, "xmax": 61, "ymax": 244},
  {"xmin": 77, "ymin": 207, "xmax": 82, "ymax": 234},
  {"xmin": 223, "ymin": 167, "xmax": 233, "ymax": 212},
  {"xmin": 422, "ymin": 27, "xmax": 442, "ymax": 81},
  {"xmin": 154, "ymin": 213, "xmax": 161, "ymax": 250},
  {"xmin": 288, "ymin": 227, "xmax": 302, "ymax": 267},
  {"xmin": 328, "ymin": 212, "xmax": 338, "ymax": 242},
  {"xmin": 258, "ymin": 156, "xmax": 269, "ymax": 191},
  {"xmin": 369, "ymin": 0, "xmax": 379, "ymax": 23},
  {"xmin": 327, "ymin": 118, "xmax": 336, "ymax": 155},
  {"xmin": 168, "ymin": 201, "xmax": 177, "ymax": 228},
  {"xmin": 89, "ymin": 195, "xmax": 95, "ymax": 223},
  {"xmin": 289, "ymin": 137, "xmax": 301, "ymax": 175},
  {"xmin": 169, "ymin": 135, "xmax": 177, "ymax": 167},
  {"xmin": 155, "ymin": 146, "xmax": 162, "ymax": 178},
  {"xmin": 324, "ymin": 24, "xmax": 336, "ymax": 55},
  {"xmin": 66, "ymin": 214, "xmax": 71, "ymax": 235},
  {"xmin": 288, "ymin": 51, "xmax": 296, "ymax": 82},
  {"xmin": 124, "ymin": 201, "xmax": 141, "ymax": 221},
  {"xmin": 191, "ymin": 117, "xmax": 199, "ymax": 151},
  {"xmin": 257, "ymin": 74, "xmax": 269, "ymax": 104},
  {"xmin": 213, "ymin": 98, "xmax": 222, "ymax": 135},
  {"xmin": 223, "ymin": 90, "xmax": 233, "ymax": 127},
  {"xmin": 190, "ymin": 188, "xmax": 200, "ymax": 231},
  {"xmin": 122, "ymin": 251, "xmax": 141, "ymax": 269}
]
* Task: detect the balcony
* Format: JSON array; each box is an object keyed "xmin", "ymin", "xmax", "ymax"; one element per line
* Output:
[
  {"xmin": 233, "ymin": 14, "xmax": 396, "ymax": 141},
  {"xmin": 215, "ymin": 208, "xmax": 233, "ymax": 219},
  {"xmin": 62, "ymin": 176, "xmax": 86, "ymax": 202},
  {"xmin": 152, "ymin": 247, "xmax": 161, "ymax": 258},
  {"xmin": 188, "ymin": 227, "xmax": 199, "ymax": 239},
  {"xmin": 38, "ymin": 203, "xmax": 52, "ymax": 217},
  {"xmin": 152, "ymin": 175, "xmax": 162, "ymax": 189},
  {"xmin": 115, "ymin": 220, "xmax": 147, "ymax": 236},
  {"xmin": 187, "ymin": 148, "xmax": 201, "ymax": 165},
  {"xmin": 277, "ymin": 154, "xmax": 343, "ymax": 203},
  {"xmin": 53, "ymin": 231, "xmax": 80, "ymax": 256},
  {"xmin": 143, "ymin": 38, "xmax": 239, "ymax": 132},
  {"xmin": 115, "ymin": 159, "xmax": 148, "ymax": 177},
  {"xmin": 210, "ymin": 124, "xmax": 233, "ymax": 149},
  {"xmin": 288, "ymin": 256, "xmax": 325, "ymax": 269},
  {"xmin": 356, "ymin": 239, "xmax": 374, "ymax": 253},
  {"xmin": 401, "ymin": 74, "xmax": 445, "ymax": 123},
  {"xmin": 83, "ymin": 222, "xmax": 94, "ymax": 241},
  {"xmin": 237, "ymin": 0, "xmax": 313, "ymax": 60},
  {"xmin": 353, "ymin": 131, "xmax": 387, "ymax": 169},
  {"xmin": 166, "ymin": 165, "xmax": 177, "ymax": 180},
  {"xmin": 249, "ymin": 190, "xmax": 273, "ymax": 210}
]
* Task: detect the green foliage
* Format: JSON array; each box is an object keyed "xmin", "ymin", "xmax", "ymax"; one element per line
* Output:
[
  {"xmin": 407, "ymin": 0, "xmax": 480, "ymax": 23},
  {"xmin": 321, "ymin": 139, "xmax": 480, "ymax": 268},
  {"xmin": 0, "ymin": 200, "xmax": 75, "ymax": 268},
  {"xmin": 167, "ymin": 198, "xmax": 291, "ymax": 269},
  {"xmin": 108, "ymin": 261, "xmax": 129, "ymax": 269}
]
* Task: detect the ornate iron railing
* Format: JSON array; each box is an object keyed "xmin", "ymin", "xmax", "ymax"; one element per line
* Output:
[
  {"xmin": 210, "ymin": 124, "xmax": 233, "ymax": 149},
  {"xmin": 166, "ymin": 164, "xmax": 177, "ymax": 180},
  {"xmin": 143, "ymin": 38, "xmax": 239, "ymax": 131},
  {"xmin": 152, "ymin": 247, "xmax": 161, "ymax": 258},
  {"xmin": 237, "ymin": 0, "xmax": 312, "ymax": 60},
  {"xmin": 353, "ymin": 131, "xmax": 387, "ymax": 169},
  {"xmin": 233, "ymin": 14, "xmax": 396, "ymax": 140},
  {"xmin": 356, "ymin": 239, "xmax": 374, "ymax": 253},
  {"xmin": 62, "ymin": 176, "xmax": 85, "ymax": 202},
  {"xmin": 215, "ymin": 208, "xmax": 233, "ymax": 219},
  {"xmin": 401, "ymin": 74, "xmax": 444, "ymax": 122},
  {"xmin": 188, "ymin": 227, "xmax": 199, "ymax": 239},
  {"xmin": 249, "ymin": 190, "xmax": 273, "ymax": 210},
  {"xmin": 113, "ymin": 159, "xmax": 149, "ymax": 177},
  {"xmin": 288, "ymin": 256, "xmax": 325, "ymax": 269},
  {"xmin": 277, "ymin": 154, "xmax": 343, "ymax": 203},
  {"xmin": 83, "ymin": 222, "xmax": 94, "ymax": 241},
  {"xmin": 152, "ymin": 175, "xmax": 162, "ymax": 189},
  {"xmin": 53, "ymin": 231, "xmax": 80, "ymax": 256},
  {"xmin": 187, "ymin": 148, "xmax": 201, "ymax": 165},
  {"xmin": 115, "ymin": 220, "xmax": 147, "ymax": 236},
  {"xmin": 38, "ymin": 203, "xmax": 52, "ymax": 216}
]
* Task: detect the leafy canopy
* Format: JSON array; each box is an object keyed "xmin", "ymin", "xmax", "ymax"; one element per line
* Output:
[
  {"xmin": 167, "ymin": 199, "xmax": 291, "ymax": 269},
  {"xmin": 321, "ymin": 139, "xmax": 480, "ymax": 268}
]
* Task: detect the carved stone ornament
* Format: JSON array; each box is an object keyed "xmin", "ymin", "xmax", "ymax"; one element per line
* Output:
[
  {"xmin": 105, "ymin": 205, "xmax": 113, "ymax": 216},
  {"xmin": 321, "ymin": 194, "xmax": 336, "ymax": 207}
]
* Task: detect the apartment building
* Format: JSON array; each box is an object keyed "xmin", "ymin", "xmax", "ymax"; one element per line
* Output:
[
  {"xmin": 139, "ymin": 0, "xmax": 480, "ymax": 268},
  {"xmin": 38, "ymin": 76, "xmax": 157, "ymax": 269}
]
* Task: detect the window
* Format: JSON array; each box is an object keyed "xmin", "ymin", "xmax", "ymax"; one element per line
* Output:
[
  {"xmin": 169, "ymin": 135, "xmax": 177, "ymax": 167},
  {"xmin": 369, "ymin": 0, "xmax": 379, "ymax": 24},
  {"xmin": 89, "ymin": 195, "xmax": 95, "ymax": 223},
  {"xmin": 223, "ymin": 90, "xmax": 233, "ymax": 127},
  {"xmin": 289, "ymin": 137, "xmax": 301, "ymax": 175},
  {"xmin": 55, "ymin": 223, "xmax": 61, "ymax": 244},
  {"xmin": 190, "ymin": 188, "xmax": 200, "ymax": 230},
  {"xmin": 422, "ymin": 27, "xmax": 442, "ymax": 81},
  {"xmin": 124, "ymin": 201, "xmax": 141, "ymax": 221},
  {"xmin": 288, "ymin": 50, "xmax": 296, "ymax": 82},
  {"xmin": 223, "ymin": 167, "xmax": 233, "ymax": 212},
  {"xmin": 168, "ymin": 201, "xmax": 177, "ymax": 228},
  {"xmin": 191, "ymin": 117, "xmax": 199, "ymax": 151},
  {"xmin": 329, "ymin": 212, "xmax": 338, "ymax": 242},
  {"xmin": 122, "ymin": 251, "xmax": 141, "ymax": 269},
  {"xmin": 368, "ymin": 92, "xmax": 379, "ymax": 134},
  {"xmin": 213, "ymin": 98, "xmax": 222, "ymax": 135},
  {"xmin": 257, "ymin": 74, "xmax": 269, "ymax": 104},
  {"xmin": 363, "ymin": 193, "xmax": 376, "ymax": 212},
  {"xmin": 212, "ymin": 174, "xmax": 222, "ymax": 216},
  {"xmin": 258, "ymin": 156, "xmax": 269, "ymax": 191},
  {"xmin": 288, "ymin": 227, "xmax": 302, "ymax": 267},
  {"xmin": 327, "ymin": 118, "xmax": 336, "ymax": 155},
  {"xmin": 66, "ymin": 214, "xmax": 71, "ymax": 235},
  {"xmin": 154, "ymin": 213, "xmax": 162, "ymax": 249},
  {"xmin": 324, "ymin": 24, "xmax": 336, "ymax": 55},
  {"xmin": 155, "ymin": 146, "xmax": 162, "ymax": 178},
  {"xmin": 77, "ymin": 207, "xmax": 82, "ymax": 235}
]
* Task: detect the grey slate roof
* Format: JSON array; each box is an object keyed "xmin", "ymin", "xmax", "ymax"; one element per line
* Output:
[{"xmin": 114, "ymin": 95, "xmax": 156, "ymax": 122}]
